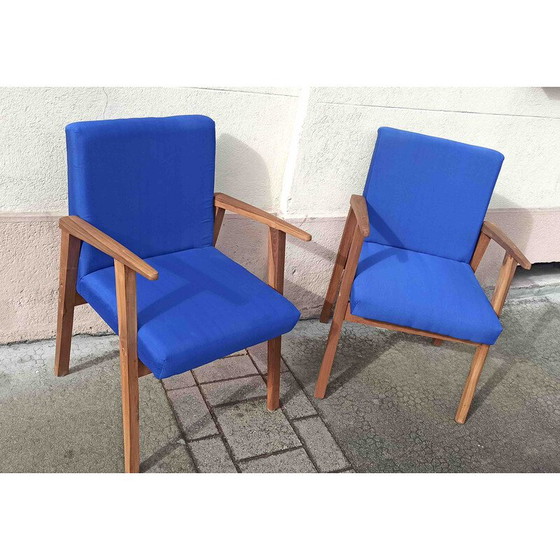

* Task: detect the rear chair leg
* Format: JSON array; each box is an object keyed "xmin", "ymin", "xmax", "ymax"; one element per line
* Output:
[
  {"xmin": 316, "ymin": 225, "xmax": 364, "ymax": 399},
  {"xmin": 432, "ymin": 338, "xmax": 443, "ymax": 347},
  {"xmin": 320, "ymin": 208, "xmax": 355, "ymax": 323},
  {"xmin": 267, "ymin": 337, "xmax": 281, "ymax": 410},
  {"xmin": 54, "ymin": 230, "xmax": 81, "ymax": 377},
  {"xmin": 266, "ymin": 228, "xmax": 286, "ymax": 411},
  {"xmin": 455, "ymin": 344, "xmax": 490, "ymax": 424}
]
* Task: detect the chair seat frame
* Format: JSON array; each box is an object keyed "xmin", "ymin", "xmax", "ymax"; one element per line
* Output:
[
  {"xmin": 54, "ymin": 193, "xmax": 311, "ymax": 473},
  {"xmin": 315, "ymin": 195, "xmax": 531, "ymax": 424}
]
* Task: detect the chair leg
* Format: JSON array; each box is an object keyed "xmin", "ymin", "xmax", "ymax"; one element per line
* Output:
[
  {"xmin": 267, "ymin": 337, "xmax": 281, "ymax": 411},
  {"xmin": 115, "ymin": 262, "xmax": 140, "ymax": 473},
  {"xmin": 320, "ymin": 208, "xmax": 355, "ymax": 323},
  {"xmin": 432, "ymin": 338, "xmax": 443, "ymax": 347},
  {"xmin": 54, "ymin": 231, "xmax": 81, "ymax": 377},
  {"xmin": 315, "ymin": 301, "xmax": 347, "ymax": 399},
  {"xmin": 455, "ymin": 344, "xmax": 490, "ymax": 424},
  {"xmin": 120, "ymin": 359, "xmax": 140, "ymax": 473},
  {"xmin": 316, "ymin": 225, "xmax": 364, "ymax": 399}
]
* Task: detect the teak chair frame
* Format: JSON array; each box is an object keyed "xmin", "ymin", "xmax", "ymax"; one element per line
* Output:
[
  {"xmin": 55, "ymin": 193, "xmax": 311, "ymax": 473},
  {"xmin": 315, "ymin": 195, "xmax": 531, "ymax": 424}
]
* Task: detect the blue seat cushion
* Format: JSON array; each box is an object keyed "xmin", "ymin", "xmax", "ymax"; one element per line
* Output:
[
  {"xmin": 350, "ymin": 242, "xmax": 503, "ymax": 345},
  {"xmin": 77, "ymin": 247, "xmax": 300, "ymax": 378}
]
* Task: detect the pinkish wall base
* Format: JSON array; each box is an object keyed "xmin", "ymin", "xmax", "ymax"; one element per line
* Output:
[{"xmin": 1, "ymin": 208, "xmax": 558, "ymax": 343}]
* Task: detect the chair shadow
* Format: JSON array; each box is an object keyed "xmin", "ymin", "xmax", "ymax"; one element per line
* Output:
[
  {"xmin": 468, "ymin": 302, "xmax": 559, "ymax": 417},
  {"xmin": 542, "ymin": 87, "xmax": 560, "ymax": 101},
  {"xmin": 323, "ymin": 328, "xmax": 401, "ymax": 398},
  {"xmin": 216, "ymin": 133, "xmax": 273, "ymax": 210},
  {"xmin": 70, "ymin": 349, "xmax": 120, "ymax": 374},
  {"xmin": 137, "ymin": 253, "xmax": 249, "ymax": 324}
]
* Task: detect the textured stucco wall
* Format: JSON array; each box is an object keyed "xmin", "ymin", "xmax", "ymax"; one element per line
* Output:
[
  {"xmin": 1, "ymin": 87, "xmax": 559, "ymax": 343},
  {"xmin": 0, "ymin": 87, "xmax": 300, "ymax": 212},
  {"xmin": 287, "ymin": 87, "xmax": 560, "ymax": 215}
]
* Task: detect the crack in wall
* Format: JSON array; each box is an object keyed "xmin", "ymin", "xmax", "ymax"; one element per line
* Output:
[
  {"xmin": 101, "ymin": 87, "xmax": 109, "ymax": 118},
  {"xmin": 317, "ymin": 100, "xmax": 560, "ymax": 121}
]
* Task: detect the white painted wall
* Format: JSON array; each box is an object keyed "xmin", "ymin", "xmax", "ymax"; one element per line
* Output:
[
  {"xmin": 1, "ymin": 87, "xmax": 559, "ymax": 342},
  {"xmin": 287, "ymin": 87, "xmax": 560, "ymax": 216},
  {"xmin": 0, "ymin": 87, "xmax": 300, "ymax": 212},
  {"xmin": 2, "ymin": 87, "xmax": 559, "ymax": 215}
]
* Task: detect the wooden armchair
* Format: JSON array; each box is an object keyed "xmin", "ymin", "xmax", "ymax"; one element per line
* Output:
[
  {"xmin": 315, "ymin": 127, "xmax": 530, "ymax": 424},
  {"xmin": 55, "ymin": 115, "xmax": 310, "ymax": 472}
]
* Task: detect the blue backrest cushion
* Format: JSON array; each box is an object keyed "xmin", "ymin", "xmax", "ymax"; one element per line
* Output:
[
  {"xmin": 363, "ymin": 127, "xmax": 504, "ymax": 262},
  {"xmin": 66, "ymin": 115, "xmax": 216, "ymax": 279}
]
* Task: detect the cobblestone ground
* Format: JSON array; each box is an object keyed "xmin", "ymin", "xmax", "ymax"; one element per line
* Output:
[
  {"xmin": 162, "ymin": 344, "xmax": 351, "ymax": 473},
  {"xmin": 282, "ymin": 290, "xmax": 560, "ymax": 472},
  {"xmin": 0, "ymin": 288, "xmax": 558, "ymax": 473},
  {"xmin": 0, "ymin": 337, "xmax": 351, "ymax": 473}
]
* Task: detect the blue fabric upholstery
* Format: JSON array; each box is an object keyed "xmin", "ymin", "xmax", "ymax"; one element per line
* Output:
[
  {"xmin": 66, "ymin": 115, "xmax": 216, "ymax": 280},
  {"xmin": 77, "ymin": 247, "xmax": 300, "ymax": 378},
  {"xmin": 67, "ymin": 115, "xmax": 302, "ymax": 379},
  {"xmin": 350, "ymin": 242, "xmax": 502, "ymax": 345},
  {"xmin": 364, "ymin": 127, "xmax": 504, "ymax": 263}
]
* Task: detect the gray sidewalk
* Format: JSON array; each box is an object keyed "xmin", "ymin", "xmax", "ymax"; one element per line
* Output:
[
  {"xmin": 0, "ymin": 336, "xmax": 350, "ymax": 473},
  {"xmin": 0, "ymin": 287, "xmax": 558, "ymax": 473}
]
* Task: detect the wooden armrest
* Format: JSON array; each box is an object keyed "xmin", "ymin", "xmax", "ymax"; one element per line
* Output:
[
  {"xmin": 350, "ymin": 195, "xmax": 370, "ymax": 237},
  {"xmin": 59, "ymin": 216, "xmax": 159, "ymax": 281},
  {"xmin": 214, "ymin": 193, "xmax": 312, "ymax": 241},
  {"xmin": 482, "ymin": 221, "xmax": 531, "ymax": 270}
]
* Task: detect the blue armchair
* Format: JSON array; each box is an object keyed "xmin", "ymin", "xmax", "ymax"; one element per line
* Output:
[
  {"xmin": 315, "ymin": 127, "xmax": 530, "ymax": 423},
  {"xmin": 54, "ymin": 115, "xmax": 311, "ymax": 472}
]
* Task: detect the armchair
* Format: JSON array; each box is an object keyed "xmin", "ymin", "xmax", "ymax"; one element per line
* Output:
[
  {"xmin": 55, "ymin": 115, "xmax": 311, "ymax": 472},
  {"xmin": 315, "ymin": 127, "xmax": 530, "ymax": 424}
]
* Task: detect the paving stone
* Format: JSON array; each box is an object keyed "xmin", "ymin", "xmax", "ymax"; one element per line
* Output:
[
  {"xmin": 162, "ymin": 371, "xmax": 196, "ymax": 390},
  {"xmin": 193, "ymin": 354, "xmax": 260, "ymax": 383},
  {"xmin": 189, "ymin": 437, "xmax": 237, "ymax": 473},
  {"xmin": 279, "ymin": 371, "xmax": 317, "ymax": 419},
  {"xmin": 294, "ymin": 416, "xmax": 350, "ymax": 472},
  {"xmin": 140, "ymin": 376, "xmax": 185, "ymax": 462},
  {"xmin": 144, "ymin": 443, "xmax": 196, "ymax": 473},
  {"xmin": 200, "ymin": 376, "xmax": 267, "ymax": 407},
  {"xmin": 167, "ymin": 386, "xmax": 218, "ymax": 441},
  {"xmin": 247, "ymin": 342, "xmax": 290, "ymax": 374},
  {"xmin": 214, "ymin": 400, "xmax": 300, "ymax": 460},
  {"xmin": 227, "ymin": 350, "xmax": 247, "ymax": 357},
  {"xmin": 240, "ymin": 448, "xmax": 316, "ymax": 473}
]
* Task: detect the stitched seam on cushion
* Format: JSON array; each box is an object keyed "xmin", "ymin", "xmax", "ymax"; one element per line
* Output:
[{"xmin": 362, "ymin": 240, "xmax": 473, "ymax": 266}]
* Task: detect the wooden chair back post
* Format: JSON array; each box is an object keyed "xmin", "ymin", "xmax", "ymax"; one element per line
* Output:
[
  {"xmin": 213, "ymin": 206, "xmax": 226, "ymax": 245},
  {"xmin": 470, "ymin": 230, "xmax": 491, "ymax": 272},
  {"xmin": 266, "ymin": 228, "xmax": 287, "ymax": 410},
  {"xmin": 54, "ymin": 231, "xmax": 82, "ymax": 377},
  {"xmin": 315, "ymin": 220, "xmax": 364, "ymax": 398},
  {"xmin": 491, "ymin": 254, "xmax": 517, "ymax": 316}
]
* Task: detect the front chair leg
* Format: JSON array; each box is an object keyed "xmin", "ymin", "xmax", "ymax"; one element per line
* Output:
[
  {"xmin": 455, "ymin": 344, "xmax": 490, "ymax": 424},
  {"xmin": 267, "ymin": 337, "xmax": 281, "ymax": 410},
  {"xmin": 115, "ymin": 261, "xmax": 140, "ymax": 473}
]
